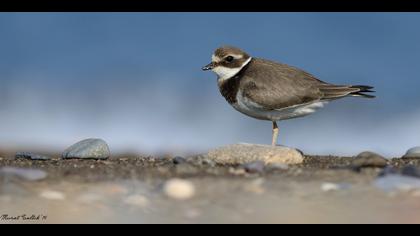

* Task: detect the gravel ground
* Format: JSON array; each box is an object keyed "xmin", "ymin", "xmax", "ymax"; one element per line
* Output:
[{"xmin": 1, "ymin": 152, "xmax": 420, "ymax": 224}]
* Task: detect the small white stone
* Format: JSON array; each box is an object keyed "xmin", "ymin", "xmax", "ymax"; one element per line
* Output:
[
  {"xmin": 244, "ymin": 178, "xmax": 265, "ymax": 194},
  {"xmin": 40, "ymin": 190, "xmax": 66, "ymax": 200},
  {"xmin": 228, "ymin": 167, "xmax": 247, "ymax": 175},
  {"xmin": 124, "ymin": 194, "xmax": 149, "ymax": 208},
  {"xmin": 163, "ymin": 179, "xmax": 195, "ymax": 200},
  {"xmin": 321, "ymin": 182, "xmax": 340, "ymax": 192}
]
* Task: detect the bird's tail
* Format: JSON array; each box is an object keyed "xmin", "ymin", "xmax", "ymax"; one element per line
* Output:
[
  {"xmin": 349, "ymin": 85, "xmax": 376, "ymax": 98},
  {"xmin": 319, "ymin": 84, "xmax": 376, "ymax": 99}
]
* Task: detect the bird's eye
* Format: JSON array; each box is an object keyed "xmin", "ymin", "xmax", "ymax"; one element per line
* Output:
[{"xmin": 225, "ymin": 56, "xmax": 234, "ymax": 62}]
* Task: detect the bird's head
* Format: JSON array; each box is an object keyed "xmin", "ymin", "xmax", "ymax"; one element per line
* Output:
[{"xmin": 202, "ymin": 46, "xmax": 252, "ymax": 81}]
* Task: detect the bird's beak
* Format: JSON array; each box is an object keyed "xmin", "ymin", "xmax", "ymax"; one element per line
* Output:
[{"xmin": 202, "ymin": 62, "xmax": 214, "ymax": 71}]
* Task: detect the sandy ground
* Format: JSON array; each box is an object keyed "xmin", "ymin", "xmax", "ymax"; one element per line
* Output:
[{"xmin": 1, "ymin": 152, "xmax": 420, "ymax": 224}]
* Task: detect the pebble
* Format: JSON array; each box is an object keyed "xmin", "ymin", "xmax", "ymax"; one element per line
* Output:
[
  {"xmin": 374, "ymin": 174, "xmax": 420, "ymax": 192},
  {"xmin": 401, "ymin": 165, "xmax": 420, "ymax": 178},
  {"xmin": 402, "ymin": 147, "xmax": 420, "ymax": 159},
  {"xmin": 378, "ymin": 166, "xmax": 399, "ymax": 177},
  {"xmin": 352, "ymin": 151, "xmax": 387, "ymax": 169},
  {"xmin": 0, "ymin": 167, "xmax": 47, "ymax": 181},
  {"xmin": 321, "ymin": 182, "xmax": 341, "ymax": 192},
  {"xmin": 187, "ymin": 155, "xmax": 216, "ymax": 167},
  {"xmin": 173, "ymin": 156, "xmax": 187, "ymax": 165},
  {"xmin": 62, "ymin": 138, "xmax": 110, "ymax": 160},
  {"xmin": 243, "ymin": 178, "xmax": 265, "ymax": 194},
  {"xmin": 229, "ymin": 167, "xmax": 247, "ymax": 176},
  {"xmin": 163, "ymin": 179, "xmax": 195, "ymax": 200},
  {"xmin": 15, "ymin": 152, "xmax": 51, "ymax": 161},
  {"xmin": 207, "ymin": 143, "xmax": 304, "ymax": 165},
  {"xmin": 242, "ymin": 161, "xmax": 265, "ymax": 174},
  {"xmin": 40, "ymin": 190, "xmax": 66, "ymax": 200}
]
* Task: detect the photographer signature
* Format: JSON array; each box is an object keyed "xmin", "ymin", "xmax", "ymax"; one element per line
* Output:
[{"xmin": 1, "ymin": 214, "xmax": 47, "ymax": 221}]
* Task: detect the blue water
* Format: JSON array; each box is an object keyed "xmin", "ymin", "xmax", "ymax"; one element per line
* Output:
[{"xmin": 0, "ymin": 13, "xmax": 419, "ymax": 156}]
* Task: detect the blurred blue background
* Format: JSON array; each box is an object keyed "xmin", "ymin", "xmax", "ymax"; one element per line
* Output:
[{"xmin": 0, "ymin": 13, "xmax": 419, "ymax": 156}]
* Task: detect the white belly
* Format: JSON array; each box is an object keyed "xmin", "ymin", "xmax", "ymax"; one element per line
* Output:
[{"xmin": 232, "ymin": 91, "xmax": 328, "ymax": 121}]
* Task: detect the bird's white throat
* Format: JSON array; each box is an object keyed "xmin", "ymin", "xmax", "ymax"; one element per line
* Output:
[{"xmin": 213, "ymin": 57, "xmax": 252, "ymax": 82}]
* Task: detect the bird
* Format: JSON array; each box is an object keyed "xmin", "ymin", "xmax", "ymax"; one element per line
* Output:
[{"xmin": 202, "ymin": 46, "xmax": 375, "ymax": 146}]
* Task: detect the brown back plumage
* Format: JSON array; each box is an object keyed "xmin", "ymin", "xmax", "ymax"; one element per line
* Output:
[{"xmin": 238, "ymin": 58, "xmax": 375, "ymax": 110}]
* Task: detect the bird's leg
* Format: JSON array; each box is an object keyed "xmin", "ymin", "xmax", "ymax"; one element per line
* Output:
[{"xmin": 272, "ymin": 121, "xmax": 279, "ymax": 146}]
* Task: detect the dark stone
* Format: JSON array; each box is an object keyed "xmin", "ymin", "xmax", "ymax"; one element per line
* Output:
[
  {"xmin": 15, "ymin": 152, "xmax": 51, "ymax": 161},
  {"xmin": 173, "ymin": 156, "xmax": 187, "ymax": 165}
]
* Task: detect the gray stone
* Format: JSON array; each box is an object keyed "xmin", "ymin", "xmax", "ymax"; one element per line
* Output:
[
  {"xmin": 352, "ymin": 151, "xmax": 387, "ymax": 168},
  {"xmin": 15, "ymin": 152, "xmax": 51, "ymax": 161},
  {"xmin": 378, "ymin": 166, "xmax": 399, "ymax": 177},
  {"xmin": 242, "ymin": 161, "xmax": 265, "ymax": 174},
  {"xmin": 62, "ymin": 138, "xmax": 110, "ymax": 160},
  {"xmin": 0, "ymin": 167, "xmax": 47, "ymax": 181},
  {"xmin": 401, "ymin": 165, "xmax": 420, "ymax": 178},
  {"xmin": 374, "ymin": 174, "xmax": 420, "ymax": 192},
  {"xmin": 206, "ymin": 143, "xmax": 304, "ymax": 165},
  {"xmin": 403, "ymin": 147, "xmax": 420, "ymax": 159}
]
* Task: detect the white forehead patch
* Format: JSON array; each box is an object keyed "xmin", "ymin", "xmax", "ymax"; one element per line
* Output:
[
  {"xmin": 212, "ymin": 57, "xmax": 252, "ymax": 82},
  {"xmin": 212, "ymin": 54, "xmax": 221, "ymax": 62}
]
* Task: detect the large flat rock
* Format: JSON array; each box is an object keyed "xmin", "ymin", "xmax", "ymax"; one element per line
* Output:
[{"xmin": 206, "ymin": 143, "xmax": 304, "ymax": 165}]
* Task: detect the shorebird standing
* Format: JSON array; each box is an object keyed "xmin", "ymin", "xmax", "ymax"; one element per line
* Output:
[{"xmin": 202, "ymin": 46, "xmax": 375, "ymax": 146}]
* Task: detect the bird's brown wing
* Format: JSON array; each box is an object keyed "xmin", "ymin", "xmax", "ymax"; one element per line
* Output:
[
  {"xmin": 240, "ymin": 58, "xmax": 375, "ymax": 110},
  {"xmin": 240, "ymin": 58, "xmax": 326, "ymax": 110}
]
